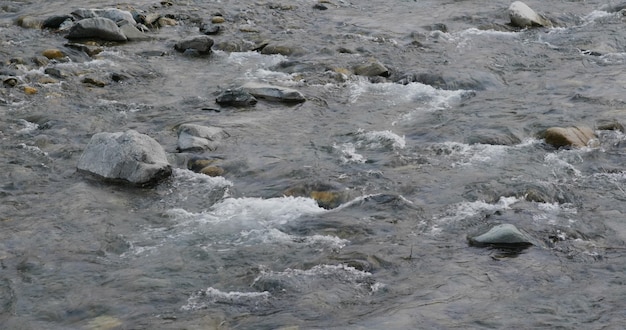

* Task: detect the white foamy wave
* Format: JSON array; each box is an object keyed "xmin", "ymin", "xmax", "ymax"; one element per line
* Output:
[
  {"xmin": 458, "ymin": 27, "xmax": 519, "ymax": 38},
  {"xmin": 543, "ymin": 152, "xmax": 583, "ymax": 178},
  {"xmin": 532, "ymin": 201, "xmax": 578, "ymax": 224},
  {"xmin": 333, "ymin": 142, "xmax": 366, "ymax": 164},
  {"xmin": 16, "ymin": 119, "xmax": 38, "ymax": 134},
  {"xmin": 426, "ymin": 141, "xmax": 510, "ymax": 167},
  {"xmin": 583, "ymin": 10, "xmax": 617, "ymax": 24},
  {"xmin": 238, "ymin": 228, "xmax": 349, "ymax": 250},
  {"xmin": 432, "ymin": 196, "xmax": 521, "ymax": 234},
  {"xmin": 348, "ymin": 79, "xmax": 467, "ymax": 108},
  {"xmin": 227, "ymin": 51, "xmax": 287, "ymax": 68},
  {"xmin": 358, "ymin": 129, "xmax": 406, "ymax": 150},
  {"xmin": 171, "ymin": 168, "xmax": 233, "ymax": 189},
  {"xmin": 181, "ymin": 287, "xmax": 271, "ymax": 311}
]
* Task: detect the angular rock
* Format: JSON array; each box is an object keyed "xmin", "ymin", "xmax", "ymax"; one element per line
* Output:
[
  {"xmin": 42, "ymin": 15, "xmax": 73, "ymax": 29},
  {"xmin": 216, "ymin": 88, "xmax": 257, "ymax": 107},
  {"xmin": 200, "ymin": 23, "xmax": 220, "ymax": 35},
  {"xmin": 119, "ymin": 23, "xmax": 151, "ymax": 41},
  {"xmin": 354, "ymin": 59, "xmax": 389, "ymax": 77},
  {"xmin": 72, "ymin": 8, "xmax": 136, "ymax": 26},
  {"xmin": 241, "ymin": 82, "xmax": 306, "ymax": 103},
  {"xmin": 544, "ymin": 126, "xmax": 597, "ymax": 148},
  {"xmin": 508, "ymin": 1, "xmax": 552, "ymax": 28},
  {"xmin": 468, "ymin": 224, "xmax": 533, "ymax": 247},
  {"xmin": 77, "ymin": 130, "xmax": 172, "ymax": 185},
  {"xmin": 177, "ymin": 124, "xmax": 229, "ymax": 152},
  {"xmin": 174, "ymin": 35, "xmax": 214, "ymax": 54},
  {"xmin": 67, "ymin": 17, "xmax": 127, "ymax": 41}
]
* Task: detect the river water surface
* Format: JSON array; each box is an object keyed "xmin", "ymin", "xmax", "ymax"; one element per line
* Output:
[{"xmin": 2, "ymin": 0, "xmax": 626, "ymax": 329}]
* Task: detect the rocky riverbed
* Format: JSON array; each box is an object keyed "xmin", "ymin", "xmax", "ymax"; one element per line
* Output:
[{"xmin": 2, "ymin": 0, "xmax": 626, "ymax": 329}]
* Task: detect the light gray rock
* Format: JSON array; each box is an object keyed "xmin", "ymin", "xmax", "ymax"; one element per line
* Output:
[
  {"xmin": 468, "ymin": 223, "xmax": 533, "ymax": 247},
  {"xmin": 119, "ymin": 22, "xmax": 151, "ymax": 41},
  {"xmin": 177, "ymin": 124, "xmax": 229, "ymax": 152},
  {"xmin": 67, "ymin": 17, "xmax": 127, "ymax": 41},
  {"xmin": 77, "ymin": 130, "xmax": 172, "ymax": 185},
  {"xmin": 508, "ymin": 1, "xmax": 552, "ymax": 28},
  {"xmin": 241, "ymin": 82, "xmax": 306, "ymax": 103},
  {"xmin": 72, "ymin": 8, "xmax": 136, "ymax": 26}
]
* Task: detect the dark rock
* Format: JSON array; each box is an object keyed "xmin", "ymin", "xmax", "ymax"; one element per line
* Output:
[
  {"xmin": 468, "ymin": 224, "xmax": 533, "ymax": 247},
  {"xmin": 66, "ymin": 17, "xmax": 127, "ymax": 41},
  {"xmin": 64, "ymin": 43, "xmax": 104, "ymax": 57},
  {"xmin": 216, "ymin": 88, "xmax": 257, "ymax": 106},
  {"xmin": 544, "ymin": 126, "xmax": 597, "ymax": 148},
  {"xmin": 199, "ymin": 23, "xmax": 220, "ymax": 35},
  {"xmin": 3, "ymin": 77, "xmax": 18, "ymax": 88},
  {"xmin": 596, "ymin": 119, "xmax": 624, "ymax": 132},
  {"xmin": 174, "ymin": 35, "xmax": 214, "ymax": 54},
  {"xmin": 77, "ymin": 130, "xmax": 172, "ymax": 185},
  {"xmin": 111, "ymin": 72, "xmax": 130, "ymax": 82},
  {"xmin": 508, "ymin": 1, "xmax": 552, "ymax": 28},
  {"xmin": 82, "ymin": 77, "xmax": 107, "ymax": 87},
  {"xmin": 241, "ymin": 82, "xmax": 306, "ymax": 103},
  {"xmin": 42, "ymin": 15, "xmax": 73, "ymax": 29},
  {"xmin": 214, "ymin": 41, "xmax": 244, "ymax": 52},
  {"xmin": 313, "ymin": 4, "xmax": 328, "ymax": 10},
  {"xmin": 177, "ymin": 124, "xmax": 229, "ymax": 152}
]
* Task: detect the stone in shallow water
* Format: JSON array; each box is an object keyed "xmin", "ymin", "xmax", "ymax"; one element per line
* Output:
[
  {"xmin": 174, "ymin": 35, "xmax": 214, "ymax": 54},
  {"xmin": 508, "ymin": 1, "xmax": 552, "ymax": 28},
  {"xmin": 241, "ymin": 82, "xmax": 306, "ymax": 103},
  {"xmin": 77, "ymin": 130, "xmax": 172, "ymax": 185},
  {"xmin": 67, "ymin": 17, "xmax": 127, "ymax": 41},
  {"xmin": 177, "ymin": 124, "xmax": 229, "ymax": 152},
  {"xmin": 468, "ymin": 224, "xmax": 533, "ymax": 247},
  {"xmin": 215, "ymin": 88, "xmax": 257, "ymax": 106},
  {"xmin": 544, "ymin": 126, "xmax": 597, "ymax": 148}
]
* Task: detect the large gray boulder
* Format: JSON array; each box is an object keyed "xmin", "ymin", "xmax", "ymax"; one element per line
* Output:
[
  {"xmin": 177, "ymin": 124, "xmax": 229, "ymax": 152},
  {"xmin": 508, "ymin": 1, "xmax": 552, "ymax": 28},
  {"xmin": 77, "ymin": 130, "xmax": 172, "ymax": 185},
  {"xmin": 67, "ymin": 17, "xmax": 127, "ymax": 41}
]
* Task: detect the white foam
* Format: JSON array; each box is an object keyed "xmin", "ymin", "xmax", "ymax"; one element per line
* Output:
[
  {"xmin": 334, "ymin": 142, "xmax": 366, "ymax": 164},
  {"xmin": 170, "ymin": 168, "xmax": 233, "ymax": 190},
  {"xmin": 181, "ymin": 287, "xmax": 271, "ymax": 311},
  {"xmin": 433, "ymin": 196, "xmax": 521, "ymax": 233},
  {"xmin": 227, "ymin": 51, "xmax": 286, "ymax": 68},
  {"xmin": 358, "ymin": 129, "xmax": 406, "ymax": 150},
  {"xmin": 238, "ymin": 228, "xmax": 349, "ymax": 250},
  {"xmin": 16, "ymin": 119, "xmax": 38, "ymax": 134}
]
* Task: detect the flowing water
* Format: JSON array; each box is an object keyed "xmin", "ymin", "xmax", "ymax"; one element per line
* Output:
[{"xmin": 2, "ymin": 0, "xmax": 626, "ymax": 329}]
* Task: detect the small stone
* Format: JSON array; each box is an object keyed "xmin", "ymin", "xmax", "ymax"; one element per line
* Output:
[
  {"xmin": 544, "ymin": 126, "xmax": 597, "ymax": 148},
  {"xmin": 31, "ymin": 56, "xmax": 50, "ymax": 67},
  {"xmin": 200, "ymin": 166, "xmax": 224, "ymax": 177},
  {"xmin": 508, "ymin": 1, "xmax": 552, "ymax": 28},
  {"xmin": 177, "ymin": 124, "xmax": 229, "ymax": 152},
  {"xmin": 211, "ymin": 16, "xmax": 225, "ymax": 24},
  {"xmin": 64, "ymin": 43, "xmax": 104, "ymax": 57},
  {"xmin": 16, "ymin": 16, "xmax": 42, "ymax": 29},
  {"xmin": 37, "ymin": 77, "xmax": 58, "ymax": 84},
  {"xmin": 354, "ymin": 59, "xmax": 389, "ymax": 77},
  {"xmin": 188, "ymin": 158, "xmax": 218, "ymax": 172},
  {"xmin": 200, "ymin": 23, "xmax": 220, "ymax": 35},
  {"xmin": 241, "ymin": 82, "xmax": 306, "ymax": 103},
  {"xmin": 24, "ymin": 86, "xmax": 38, "ymax": 95},
  {"xmin": 468, "ymin": 224, "xmax": 533, "ymax": 247},
  {"xmin": 260, "ymin": 44, "xmax": 301, "ymax": 56},
  {"xmin": 82, "ymin": 77, "xmax": 107, "ymax": 87},
  {"xmin": 42, "ymin": 49, "xmax": 65, "ymax": 60},
  {"xmin": 309, "ymin": 191, "xmax": 343, "ymax": 209},
  {"xmin": 44, "ymin": 68, "xmax": 68, "ymax": 79},
  {"xmin": 313, "ymin": 4, "xmax": 328, "ymax": 10},
  {"xmin": 42, "ymin": 15, "xmax": 73, "ymax": 29},
  {"xmin": 3, "ymin": 77, "xmax": 18, "ymax": 87}
]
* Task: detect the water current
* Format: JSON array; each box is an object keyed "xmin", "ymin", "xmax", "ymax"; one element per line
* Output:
[{"xmin": 2, "ymin": 0, "xmax": 626, "ymax": 329}]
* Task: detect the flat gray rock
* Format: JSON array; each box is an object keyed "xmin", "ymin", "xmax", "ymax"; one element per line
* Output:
[
  {"xmin": 77, "ymin": 130, "xmax": 171, "ymax": 185},
  {"xmin": 468, "ymin": 223, "xmax": 533, "ymax": 247},
  {"xmin": 241, "ymin": 82, "xmax": 306, "ymax": 103}
]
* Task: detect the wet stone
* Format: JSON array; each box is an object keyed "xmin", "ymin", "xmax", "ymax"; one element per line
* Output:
[
  {"xmin": 82, "ymin": 77, "xmax": 107, "ymax": 87},
  {"xmin": 174, "ymin": 35, "xmax": 214, "ymax": 54},
  {"xmin": 177, "ymin": 123, "xmax": 229, "ymax": 152},
  {"xmin": 211, "ymin": 16, "xmax": 225, "ymax": 24},
  {"xmin": 23, "ymin": 86, "xmax": 38, "ymax": 95},
  {"xmin": 242, "ymin": 82, "xmax": 306, "ymax": 103},
  {"xmin": 66, "ymin": 17, "xmax": 127, "ymax": 41},
  {"xmin": 200, "ymin": 23, "xmax": 220, "ymax": 35},
  {"xmin": 3, "ymin": 77, "xmax": 18, "ymax": 87},
  {"xmin": 45, "ymin": 68, "xmax": 68, "ymax": 79},
  {"xmin": 353, "ymin": 59, "xmax": 389, "ymax": 77},
  {"xmin": 200, "ymin": 166, "xmax": 225, "ymax": 177},
  {"xmin": 508, "ymin": 1, "xmax": 552, "ymax": 28},
  {"xmin": 544, "ymin": 126, "xmax": 597, "ymax": 148},
  {"xmin": 42, "ymin": 49, "xmax": 65, "ymax": 60},
  {"xmin": 216, "ymin": 88, "xmax": 257, "ymax": 107},
  {"xmin": 468, "ymin": 223, "xmax": 533, "ymax": 247}
]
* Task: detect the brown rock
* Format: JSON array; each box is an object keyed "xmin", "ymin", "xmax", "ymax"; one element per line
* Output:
[
  {"xmin": 211, "ymin": 16, "xmax": 225, "ymax": 24},
  {"xmin": 82, "ymin": 77, "xmax": 107, "ymax": 87},
  {"xmin": 42, "ymin": 49, "xmax": 65, "ymax": 60},
  {"xmin": 24, "ymin": 86, "xmax": 38, "ymax": 95},
  {"xmin": 200, "ymin": 166, "xmax": 225, "ymax": 177},
  {"xmin": 544, "ymin": 126, "xmax": 597, "ymax": 148}
]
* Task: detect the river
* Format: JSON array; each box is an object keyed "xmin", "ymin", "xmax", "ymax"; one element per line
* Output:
[{"xmin": 1, "ymin": 0, "xmax": 626, "ymax": 329}]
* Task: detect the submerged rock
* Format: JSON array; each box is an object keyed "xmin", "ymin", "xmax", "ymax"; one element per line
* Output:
[
  {"xmin": 544, "ymin": 126, "xmax": 597, "ymax": 148},
  {"xmin": 508, "ymin": 1, "xmax": 552, "ymax": 28},
  {"xmin": 215, "ymin": 88, "xmax": 257, "ymax": 107},
  {"xmin": 67, "ymin": 17, "xmax": 127, "ymax": 41},
  {"xmin": 77, "ymin": 130, "xmax": 172, "ymax": 185},
  {"xmin": 174, "ymin": 35, "xmax": 214, "ymax": 54},
  {"xmin": 242, "ymin": 82, "xmax": 306, "ymax": 103},
  {"xmin": 468, "ymin": 224, "xmax": 533, "ymax": 247},
  {"xmin": 177, "ymin": 124, "xmax": 229, "ymax": 152}
]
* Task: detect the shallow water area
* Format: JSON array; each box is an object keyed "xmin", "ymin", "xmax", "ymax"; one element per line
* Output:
[{"xmin": 2, "ymin": 0, "xmax": 626, "ymax": 329}]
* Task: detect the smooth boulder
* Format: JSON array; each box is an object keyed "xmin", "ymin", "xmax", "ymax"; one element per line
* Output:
[
  {"xmin": 544, "ymin": 126, "xmax": 597, "ymax": 148},
  {"xmin": 67, "ymin": 17, "xmax": 127, "ymax": 41},
  {"xmin": 508, "ymin": 1, "xmax": 552, "ymax": 28},
  {"xmin": 177, "ymin": 124, "xmax": 229, "ymax": 152},
  {"xmin": 242, "ymin": 82, "xmax": 306, "ymax": 103},
  {"xmin": 353, "ymin": 59, "xmax": 389, "ymax": 77},
  {"xmin": 468, "ymin": 224, "xmax": 533, "ymax": 247},
  {"xmin": 216, "ymin": 88, "xmax": 257, "ymax": 107},
  {"xmin": 77, "ymin": 130, "xmax": 172, "ymax": 185}
]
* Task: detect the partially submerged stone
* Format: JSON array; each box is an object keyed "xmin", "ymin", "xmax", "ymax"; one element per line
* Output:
[
  {"xmin": 177, "ymin": 124, "xmax": 229, "ymax": 152},
  {"xmin": 544, "ymin": 126, "xmax": 597, "ymax": 148},
  {"xmin": 77, "ymin": 130, "xmax": 172, "ymax": 185},
  {"xmin": 468, "ymin": 224, "xmax": 533, "ymax": 247},
  {"xmin": 174, "ymin": 35, "xmax": 214, "ymax": 54},
  {"xmin": 508, "ymin": 1, "xmax": 552, "ymax": 28},
  {"xmin": 242, "ymin": 82, "xmax": 306, "ymax": 103},
  {"xmin": 353, "ymin": 59, "xmax": 389, "ymax": 77},
  {"xmin": 216, "ymin": 88, "xmax": 257, "ymax": 107}
]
